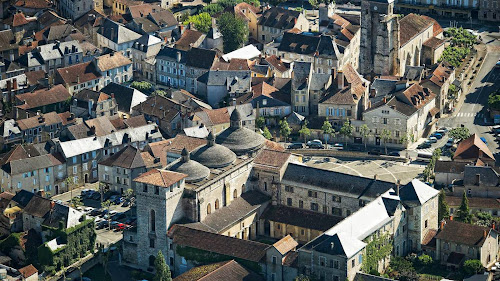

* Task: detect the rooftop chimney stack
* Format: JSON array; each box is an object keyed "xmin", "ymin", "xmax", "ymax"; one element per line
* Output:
[{"xmin": 337, "ymin": 70, "xmax": 344, "ymax": 89}]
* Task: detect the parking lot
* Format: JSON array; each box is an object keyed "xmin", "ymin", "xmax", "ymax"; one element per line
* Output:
[
  {"xmin": 53, "ymin": 185, "xmax": 135, "ymax": 247},
  {"xmin": 304, "ymin": 156, "xmax": 425, "ymax": 184}
]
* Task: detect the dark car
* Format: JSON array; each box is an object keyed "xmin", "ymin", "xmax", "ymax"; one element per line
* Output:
[
  {"xmin": 308, "ymin": 143, "xmax": 324, "ymax": 149},
  {"xmin": 417, "ymin": 142, "xmax": 431, "ymax": 149},
  {"xmin": 388, "ymin": 151, "xmax": 400, "ymax": 157},
  {"xmin": 96, "ymin": 220, "xmax": 109, "ymax": 229},
  {"xmin": 91, "ymin": 192, "xmax": 101, "ymax": 200},
  {"xmin": 90, "ymin": 209, "xmax": 102, "ymax": 217},
  {"xmin": 111, "ymin": 213, "xmax": 127, "ymax": 221},
  {"xmin": 368, "ymin": 149, "xmax": 382, "ymax": 155},
  {"xmin": 287, "ymin": 143, "xmax": 304, "ymax": 149},
  {"xmin": 432, "ymin": 133, "xmax": 443, "ymax": 139}
]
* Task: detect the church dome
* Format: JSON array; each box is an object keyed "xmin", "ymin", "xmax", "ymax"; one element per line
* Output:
[
  {"xmin": 191, "ymin": 132, "xmax": 236, "ymax": 168},
  {"xmin": 167, "ymin": 148, "xmax": 210, "ymax": 183},
  {"xmin": 216, "ymin": 109, "xmax": 265, "ymax": 155}
]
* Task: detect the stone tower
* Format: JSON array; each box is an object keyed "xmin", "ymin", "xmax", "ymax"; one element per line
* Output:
[{"xmin": 359, "ymin": 0, "xmax": 400, "ymax": 79}]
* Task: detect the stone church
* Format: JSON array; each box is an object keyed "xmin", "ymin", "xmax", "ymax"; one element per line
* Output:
[{"xmin": 359, "ymin": 0, "xmax": 442, "ymax": 78}]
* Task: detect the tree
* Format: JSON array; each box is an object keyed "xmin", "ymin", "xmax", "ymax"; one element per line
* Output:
[
  {"xmin": 463, "ymin": 259, "xmax": 483, "ymax": 275},
  {"xmin": 184, "ymin": 13, "xmax": 212, "ymax": 33},
  {"xmin": 321, "ymin": 121, "xmax": 334, "ymax": 145},
  {"xmin": 359, "ymin": 124, "xmax": 370, "ymax": 151},
  {"xmin": 308, "ymin": 0, "xmax": 318, "ymax": 8},
  {"xmin": 438, "ymin": 190, "xmax": 450, "ymax": 221},
  {"xmin": 202, "ymin": 3, "xmax": 224, "ymax": 15},
  {"xmin": 380, "ymin": 129, "xmax": 392, "ymax": 155},
  {"xmin": 417, "ymin": 254, "xmax": 433, "ymax": 266},
  {"xmin": 474, "ymin": 212, "xmax": 493, "ymax": 227},
  {"xmin": 101, "ymin": 200, "xmax": 113, "ymax": 230},
  {"xmin": 488, "ymin": 90, "xmax": 500, "ymax": 110},
  {"xmin": 279, "ymin": 119, "xmax": 291, "ymax": 142},
  {"xmin": 217, "ymin": 12, "xmax": 248, "ymax": 53},
  {"xmin": 449, "ymin": 127, "xmax": 470, "ymax": 142},
  {"xmin": 294, "ymin": 275, "xmax": 313, "ymax": 281},
  {"xmin": 299, "ymin": 121, "xmax": 311, "ymax": 143},
  {"xmin": 256, "ymin": 116, "xmax": 265, "ymax": 129},
  {"xmin": 153, "ymin": 251, "xmax": 172, "ymax": 281},
  {"xmin": 130, "ymin": 81, "xmax": 153, "ymax": 93},
  {"xmin": 339, "ymin": 119, "xmax": 354, "ymax": 146},
  {"xmin": 123, "ymin": 188, "xmax": 134, "ymax": 207},
  {"xmin": 70, "ymin": 196, "xmax": 83, "ymax": 209},
  {"xmin": 262, "ymin": 127, "xmax": 272, "ymax": 140},
  {"xmin": 456, "ymin": 191, "xmax": 472, "ymax": 223},
  {"xmin": 65, "ymin": 177, "xmax": 75, "ymax": 207},
  {"xmin": 399, "ymin": 133, "xmax": 411, "ymax": 148}
]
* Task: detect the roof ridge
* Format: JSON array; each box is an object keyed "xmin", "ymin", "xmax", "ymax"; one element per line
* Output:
[{"xmin": 198, "ymin": 260, "xmax": 234, "ymax": 281}]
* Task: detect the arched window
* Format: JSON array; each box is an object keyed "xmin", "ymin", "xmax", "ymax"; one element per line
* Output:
[
  {"xmin": 149, "ymin": 255, "xmax": 156, "ymax": 267},
  {"xmin": 150, "ymin": 210, "xmax": 156, "ymax": 232},
  {"xmin": 233, "ymin": 189, "xmax": 238, "ymax": 199},
  {"xmin": 215, "ymin": 199, "xmax": 219, "ymax": 210},
  {"xmin": 207, "ymin": 203, "xmax": 211, "ymax": 215}
]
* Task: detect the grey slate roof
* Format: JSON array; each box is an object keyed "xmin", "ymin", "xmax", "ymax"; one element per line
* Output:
[
  {"xmin": 191, "ymin": 132, "xmax": 236, "ymax": 168},
  {"xmin": 99, "ymin": 145, "xmax": 148, "ymax": 169},
  {"xmin": 463, "ymin": 165, "xmax": 499, "ymax": 186},
  {"xmin": 100, "ymin": 82, "xmax": 147, "ymax": 113},
  {"xmin": 0, "ymin": 30, "xmax": 18, "ymax": 52},
  {"xmin": 259, "ymin": 7, "xmax": 301, "ymax": 30},
  {"xmin": 282, "ymin": 163, "xmax": 395, "ymax": 198},
  {"xmin": 97, "ymin": 18, "xmax": 141, "ymax": 44},
  {"xmin": 216, "ymin": 109, "xmax": 265, "ymax": 155},
  {"xmin": 166, "ymin": 149, "xmax": 210, "ymax": 183},
  {"xmin": 199, "ymin": 70, "xmax": 251, "ymax": 86}
]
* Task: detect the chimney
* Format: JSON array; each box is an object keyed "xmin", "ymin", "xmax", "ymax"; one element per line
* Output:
[
  {"xmin": 50, "ymin": 201, "xmax": 55, "ymax": 209},
  {"xmin": 492, "ymin": 222, "xmax": 496, "ymax": 230},
  {"xmin": 337, "ymin": 70, "xmax": 344, "ymax": 89},
  {"xmin": 12, "ymin": 78, "xmax": 17, "ymax": 90},
  {"xmin": 476, "ymin": 174, "xmax": 480, "ymax": 185},
  {"xmin": 232, "ymin": 98, "xmax": 236, "ymax": 106},
  {"xmin": 89, "ymin": 125, "xmax": 96, "ymax": 136},
  {"xmin": 370, "ymin": 88, "xmax": 376, "ymax": 97},
  {"xmin": 483, "ymin": 229, "xmax": 487, "ymax": 239},
  {"xmin": 77, "ymin": 75, "xmax": 80, "ymax": 84},
  {"xmin": 440, "ymin": 220, "xmax": 446, "ymax": 230},
  {"xmin": 373, "ymin": 174, "xmax": 377, "ymax": 180},
  {"xmin": 177, "ymin": 51, "xmax": 181, "ymax": 63},
  {"xmin": 111, "ymin": 93, "xmax": 115, "ymax": 99},
  {"xmin": 449, "ymin": 215, "xmax": 453, "ymax": 221},
  {"xmin": 383, "ymin": 96, "xmax": 387, "ymax": 103},
  {"xmin": 396, "ymin": 179, "xmax": 401, "ymax": 196}
]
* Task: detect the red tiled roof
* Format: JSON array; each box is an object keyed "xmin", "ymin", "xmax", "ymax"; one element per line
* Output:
[
  {"xmin": 14, "ymin": 0, "xmax": 51, "ymax": 9},
  {"xmin": 423, "ymin": 37, "xmax": 445, "ymax": 49},
  {"xmin": 265, "ymin": 55, "xmax": 288, "ymax": 73},
  {"xmin": 175, "ymin": 29, "xmax": 203, "ymax": 49},
  {"xmin": 454, "ymin": 134, "xmax": 495, "ymax": 161},
  {"xmin": 421, "ymin": 15, "xmax": 444, "ymax": 37},
  {"xmin": 16, "ymin": 85, "xmax": 71, "ymax": 110},
  {"xmin": 134, "ymin": 169, "xmax": 186, "ymax": 187},
  {"xmin": 435, "ymin": 219, "xmax": 495, "ymax": 247},
  {"xmin": 12, "ymin": 13, "xmax": 29, "ymax": 27},
  {"xmin": 254, "ymin": 148, "xmax": 291, "ymax": 171},
  {"xmin": 446, "ymin": 196, "xmax": 500, "ymax": 209},
  {"xmin": 56, "ymin": 61, "xmax": 101, "ymax": 86},
  {"xmin": 18, "ymin": 264, "xmax": 37, "ymax": 278},
  {"xmin": 273, "ymin": 235, "xmax": 298, "ymax": 255},
  {"xmin": 398, "ymin": 83, "xmax": 436, "ymax": 109},
  {"xmin": 96, "ymin": 52, "xmax": 132, "ymax": 71}
]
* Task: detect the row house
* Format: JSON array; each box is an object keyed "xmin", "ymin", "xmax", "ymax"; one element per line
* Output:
[
  {"xmin": 318, "ymin": 63, "xmax": 369, "ymax": 130},
  {"xmin": 396, "ymin": 0, "xmax": 479, "ymax": 19},
  {"xmin": 18, "ymin": 40, "xmax": 83, "ymax": 75},
  {"xmin": 130, "ymin": 34, "xmax": 162, "ymax": 82},
  {"xmin": 70, "ymin": 89, "xmax": 118, "ymax": 119},
  {"xmin": 125, "ymin": 4, "xmax": 179, "ymax": 36},
  {"xmin": 15, "ymin": 85, "xmax": 72, "ymax": 119},
  {"xmin": 359, "ymin": 83, "xmax": 438, "ymax": 148},
  {"xmin": 257, "ymin": 7, "xmax": 309, "ymax": 44},
  {"xmin": 186, "ymin": 103, "xmax": 256, "ymax": 135},
  {"xmin": 98, "ymin": 145, "xmax": 161, "ymax": 194},
  {"xmin": 9, "ymin": 111, "xmax": 77, "ymax": 144},
  {"xmin": 197, "ymin": 70, "xmax": 252, "ymax": 107},
  {"xmin": 94, "ymin": 52, "xmax": 133, "ymax": 86},
  {"xmin": 59, "ymin": 0, "xmax": 93, "ymax": 20},
  {"xmin": 0, "ymin": 145, "xmax": 67, "ymax": 195},
  {"xmin": 55, "ymin": 61, "xmax": 102, "ymax": 94},
  {"xmin": 479, "ymin": 0, "xmax": 500, "ymax": 21},
  {"xmin": 421, "ymin": 62, "xmax": 456, "ymax": 115},
  {"xmin": 156, "ymin": 47, "xmax": 217, "ymax": 94},
  {"xmin": 291, "ymin": 61, "xmax": 331, "ymax": 115},
  {"xmin": 50, "ymin": 122, "xmax": 163, "ymax": 185},
  {"xmin": 96, "ymin": 18, "xmax": 142, "ymax": 55}
]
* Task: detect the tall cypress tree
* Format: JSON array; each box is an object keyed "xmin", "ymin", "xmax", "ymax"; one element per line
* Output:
[
  {"xmin": 153, "ymin": 251, "xmax": 172, "ymax": 281},
  {"xmin": 456, "ymin": 190, "xmax": 472, "ymax": 223},
  {"xmin": 438, "ymin": 190, "xmax": 450, "ymax": 221}
]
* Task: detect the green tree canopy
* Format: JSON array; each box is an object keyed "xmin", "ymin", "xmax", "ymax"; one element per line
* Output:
[
  {"xmin": 359, "ymin": 124, "xmax": 370, "ymax": 150},
  {"xmin": 153, "ymin": 251, "xmax": 172, "ymax": 281},
  {"xmin": 299, "ymin": 121, "xmax": 311, "ymax": 142},
  {"xmin": 438, "ymin": 190, "xmax": 450, "ymax": 221},
  {"xmin": 184, "ymin": 13, "xmax": 212, "ymax": 33},
  {"xmin": 279, "ymin": 119, "xmax": 291, "ymax": 141},
  {"xmin": 456, "ymin": 191, "xmax": 472, "ymax": 223},
  {"xmin": 262, "ymin": 126, "xmax": 272, "ymax": 139},
  {"xmin": 217, "ymin": 12, "xmax": 248, "ymax": 53},
  {"xmin": 130, "ymin": 81, "xmax": 153, "ymax": 93},
  {"xmin": 339, "ymin": 119, "xmax": 353, "ymax": 145},
  {"xmin": 488, "ymin": 90, "xmax": 500, "ymax": 110},
  {"xmin": 380, "ymin": 129, "xmax": 392, "ymax": 154},
  {"xmin": 449, "ymin": 127, "xmax": 470, "ymax": 142},
  {"xmin": 202, "ymin": 3, "xmax": 224, "ymax": 15},
  {"xmin": 256, "ymin": 116, "xmax": 265, "ymax": 129},
  {"xmin": 321, "ymin": 120, "xmax": 334, "ymax": 144},
  {"xmin": 463, "ymin": 259, "xmax": 483, "ymax": 275}
]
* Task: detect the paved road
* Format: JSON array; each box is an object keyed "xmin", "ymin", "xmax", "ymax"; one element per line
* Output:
[{"xmin": 438, "ymin": 33, "xmax": 500, "ymax": 158}]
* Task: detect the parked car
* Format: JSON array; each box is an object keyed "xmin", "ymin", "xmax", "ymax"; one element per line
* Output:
[
  {"xmin": 90, "ymin": 209, "xmax": 102, "ymax": 217},
  {"xmin": 111, "ymin": 212, "xmax": 127, "ymax": 221},
  {"xmin": 306, "ymin": 139, "xmax": 322, "ymax": 146},
  {"xmin": 368, "ymin": 149, "xmax": 382, "ymax": 155},
  {"xmin": 112, "ymin": 196, "xmax": 124, "ymax": 205},
  {"xmin": 418, "ymin": 142, "xmax": 431, "ymax": 149},
  {"xmin": 83, "ymin": 207, "xmax": 94, "ymax": 213},
  {"xmin": 429, "ymin": 137, "xmax": 438, "ymax": 143},
  {"xmin": 445, "ymin": 138, "xmax": 454, "ymax": 147},
  {"xmin": 91, "ymin": 192, "xmax": 101, "ymax": 200},
  {"xmin": 308, "ymin": 143, "xmax": 324, "ymax": 149},
  {"xmin": 439, "ymin": 127, "xmax": 449, "ymax": 133},
  {"xmin": 388, "ymin": 151, "xmax": 400, "ymax": 157},
  {"xmin": 432, "ymin": 133, "xmax": 443, "ymax": 139},
  {"xmin": 287, "ymin": 143, "xmax": 304, "ymax": 149},
  {"xmin": 333, "ymin": 143, "xmax": 344, "ymax": 149},
  {"xmin": 96, "ymin": 220, "xmax": 109, "ymax": 229}
]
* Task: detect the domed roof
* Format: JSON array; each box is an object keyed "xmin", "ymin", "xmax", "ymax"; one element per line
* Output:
[
  {"xmin": 216, "ymin": 109, "xmax": 265, "ymax": 155},
  {"xmin": 167, "ymin": 148, "xmax": 210, "ymax": 183},
  {"xmin": 191, "ymin": 132, "xmax": 236, "ymax": 168}
]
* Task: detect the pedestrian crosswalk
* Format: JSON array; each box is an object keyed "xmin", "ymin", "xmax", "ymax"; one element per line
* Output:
[{"xmin": 455, "ymin": 112, "xmax": 484, "ymax": 118}]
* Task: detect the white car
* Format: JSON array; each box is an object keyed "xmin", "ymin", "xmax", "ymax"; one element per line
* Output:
[
  {"xmin": 84, "ymin": 207, "xmax": 94, "ymax": 213},
  {"xmin": 429, "ymin": 137, "xmax": 438, "ymax": 143}
]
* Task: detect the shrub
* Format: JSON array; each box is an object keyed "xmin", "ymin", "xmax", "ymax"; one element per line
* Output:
[
  {"xmin": 417, "ymin": 254, "xmax": 433, "ymax": 266},
  {"xmin": 463, "ymin": 259, "xmax": 483, "ymax": 275}
]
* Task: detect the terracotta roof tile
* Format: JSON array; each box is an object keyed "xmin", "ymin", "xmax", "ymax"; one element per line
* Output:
[
  {"xmin": 446, "ymin": 196, "xmax": 500, "ymax": 209},
  {"xmin": 173, "ymin": 260, "xmax": 264, "ymax": 281},
  {"xmin": 399, "ymin": 14, "xmax": 433, "ymax": 46},
  {"xmin": 435, "ymin": 219, "xmax": 495, "ymax": 247},
  {"xmin": 396, "ymin": 83, "xmax": 436, "ymax": 110},
  {"xmin": 175, "ymin": 29, "xmax": 203, "ymax": 49},
  {"xmin": 265, "ymin": 55, "xmax": 288, "ymax": 73},
  {"xmin": 18, "ymin": 264, "xmax": 38, "ymax": 278},
  {"xmin": 96, "ymin": 52, "xmax": 132, "ymax": 71},
  {"xmin": 168, "ymin": 225, "xmax": 270, "ymax": 262},
  {"xmin": 134, "ymin": 168, "xmax": 186, "ymax": 187},
  {"xmin": 423, "ymin": 37, "xmax": 445, "ymax": 49},
  {"xmin": 273, "ymin": 235, "xmax": 298, "ymax": 255},
  {"xmin": 13, "ymin": 12, "xmax": 29, "ymax": 27},
  {"xmin": 55, "ymin": 61, "xmax": 101, "ymax": 86},
  {"xmin": 454, "ymin": 134, "xmax": 495, "ymax": 161},
  {"xmin": 261, "ymin": 205, "xmax": 343, "ymax": 231},
  {"xmin": 15, "ymin": 85, "xmax": 71, "ymax": 110},
  {"xmin": 14, "ymin": 0, "xmax": 51, "ymax": 9},
  {"xmin": 147, "ymin": 136, "xmax": 206, "ymax": 165},
  {"xmin": 421, "ymin": 15, "xmax": 444, "ymax": 37},
  {"xmin": 254, "ymin": 148, "xmax": 291, "ymax": 171}
]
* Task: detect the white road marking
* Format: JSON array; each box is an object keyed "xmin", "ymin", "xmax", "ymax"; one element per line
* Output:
[{"xmin": 372, "ymin": 161, "xmax": 398, "ymax": 182}]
